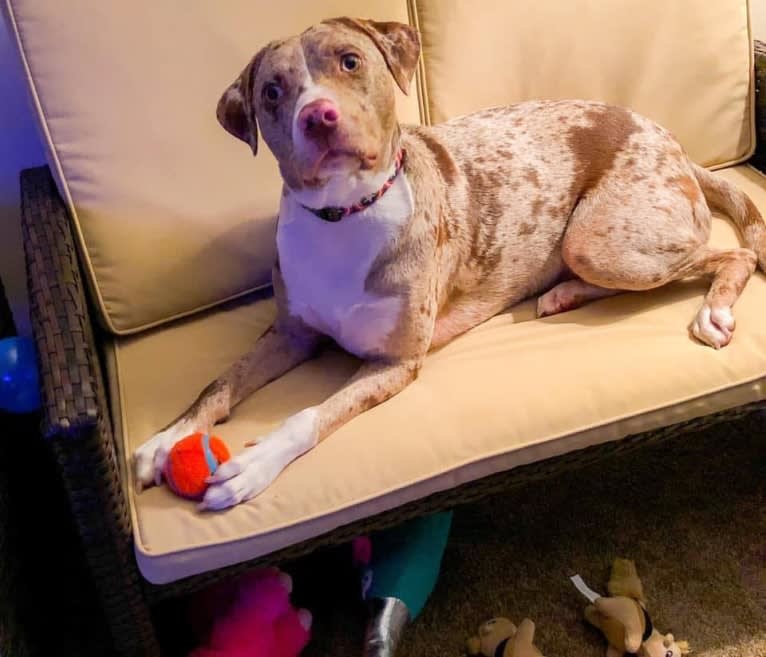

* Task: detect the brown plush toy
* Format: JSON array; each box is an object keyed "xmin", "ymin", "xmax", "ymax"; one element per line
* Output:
[
  {"xmin": 466, "ymin": 617, "xmax": 545, "ymax": 657},
  {"xmin": 572, "ymin": 558, "xmax": 691, "ymax": 657}
]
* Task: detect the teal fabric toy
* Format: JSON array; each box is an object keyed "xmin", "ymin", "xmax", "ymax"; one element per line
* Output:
[{"xmin": 352, "ymin": 511, "xmax": 453, "ymax": 656}]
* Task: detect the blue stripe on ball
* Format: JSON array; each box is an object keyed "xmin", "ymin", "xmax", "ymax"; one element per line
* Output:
[{"xmin": 201, "ymin": 433, "xmax": 219, "ymax": 475}]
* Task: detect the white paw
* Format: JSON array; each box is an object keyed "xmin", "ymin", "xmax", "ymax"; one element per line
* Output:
[
  {"xmin": 197, "ymin": 442, "xmax": 286, "ymax": 510},
  {"xmin": 133, "ymin": 422, "xmax": 193, "ymax": 492},
  {"xmin": 198, "ymin": 408, "xmax": 319, "ymax": 511},
  {"xmin": 691, "ymin": 304, "xmax": 735, "ymax": 349}
]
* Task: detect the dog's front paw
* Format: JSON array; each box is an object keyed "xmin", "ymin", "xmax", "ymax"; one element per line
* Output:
[
  {"xmin": 198, "ymin": 441, "xmax": 288, "ymax": 510},
  {"xmin": 690, "ymin": 303, "xmax": 735, "ymax": 349},
  {"xmin": 133, "ymin": 423, "xmax": 193, "ymax": 492},
  {"xmin": 198, "ymin": 408, "xmax": 319, "ymax": 511}
]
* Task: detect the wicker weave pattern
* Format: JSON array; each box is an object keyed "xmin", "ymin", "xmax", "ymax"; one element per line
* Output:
[
  {"xmin": 20, "ymin": 169, "xmax": 99, "ymax": 437},
  {"xmin": 16, "ymin": 42, "xmax": 766, "ymax": 656},
  {"xmin": 21, "ymin": 166, "xmax": 160, "ymax": 657}
]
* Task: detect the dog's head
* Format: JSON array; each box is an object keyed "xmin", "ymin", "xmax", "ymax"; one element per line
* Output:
[{"xmin": 217, "ymin": 18, "xmax": 420, "ymax": 192}]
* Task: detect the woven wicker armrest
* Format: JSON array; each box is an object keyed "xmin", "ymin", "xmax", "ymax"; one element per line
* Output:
[
  {"xmin": 751, "ymin": 40, "xmax": 766, "ymax": 173},
  {"xmin": 20, "ymin": 166, "xmax": 102, "ymax": 439},
  {"xmin": 20, "ymin": 165, "xmax": 160, "ymax": 657}
]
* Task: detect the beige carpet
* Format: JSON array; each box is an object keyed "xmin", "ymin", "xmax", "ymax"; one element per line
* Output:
[{"xmin": 292, "ymin": 414, "xmax": 765, "ymax": 657}]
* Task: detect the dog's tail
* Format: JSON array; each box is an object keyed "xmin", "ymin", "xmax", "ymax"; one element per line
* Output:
[{"xmin": 693, "ymin": 163, "xmax": 766, "ymax": 271}]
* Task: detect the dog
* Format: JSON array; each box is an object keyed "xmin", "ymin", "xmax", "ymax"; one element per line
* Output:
[{"xmin": 134, "ymin": 17, "xmax": 766, "ymax": 510}]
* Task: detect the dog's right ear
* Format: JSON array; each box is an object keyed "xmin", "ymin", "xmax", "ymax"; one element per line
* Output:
[{"xmin": 216, "ymin": 50, "xmax": 265, "ymax": 155}]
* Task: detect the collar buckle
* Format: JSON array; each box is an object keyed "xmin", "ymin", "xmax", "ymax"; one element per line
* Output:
[{"xmin": 318, "ymin": 207, "xmax": 346, "ymax": 222}]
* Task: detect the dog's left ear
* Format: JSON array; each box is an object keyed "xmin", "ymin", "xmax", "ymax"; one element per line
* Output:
[
  {"xmin": 216, "ymin": 49, "xmax": 266, "ymax": 155},
  {"xmin": 328, "ymin": 18, "xmax": 420, "ymax": 95}
]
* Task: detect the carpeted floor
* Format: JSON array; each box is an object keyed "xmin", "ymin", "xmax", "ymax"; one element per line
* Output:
[{"xmin": 289, "ymin": 414, "xmax": 765, "ymax": 657}]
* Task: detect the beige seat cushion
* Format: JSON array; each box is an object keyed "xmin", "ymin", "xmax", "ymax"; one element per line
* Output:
[
  {"xmin": 2, "ymin": 0, "xmax": 422, "ymax": 335},
  {"xmin": 107, "ymin": 165, "xmax": 766, "ymax": 585},
  {"xmin": 412, "ymin": 0, "xmax": 755, "ymax": 169}
]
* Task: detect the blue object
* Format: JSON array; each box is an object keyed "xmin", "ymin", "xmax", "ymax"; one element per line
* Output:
[
  {"xmin": 0, "ymin": 336, "xmax": 41, "ymax": 413},
  {"xmin": 201, "ymin": 434, "xmax": 220, "ymax": 474},
  {"xmin": 363, "ymin": 510, "xmax": 453, "ymax": 619}
]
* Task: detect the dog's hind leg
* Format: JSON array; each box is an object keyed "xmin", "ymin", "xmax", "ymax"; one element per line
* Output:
[
  {"xmin": 684, "ymin": 246, "xmax": 757, "ymax": 348},
  {"xmin": 564, "ymin": 225, "xmax": 756, "ymax": 349},
  {"xmin": 558, "ymin": 171, "xmax": 757, "ymax": 348},
  {"xmin": 536, "ymin": 278, "xmax": 620, "ymax": 317}
]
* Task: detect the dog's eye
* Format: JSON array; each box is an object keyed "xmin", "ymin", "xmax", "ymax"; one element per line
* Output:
[
  {"xmin": 262, "ymin": 83, "xmax": 283, "ymax": 103},
  {"xmin": 340, "ymin": 53, "xmax": 361, "ymax": 72},
  {"xmin": 666, "ymin": 652, "xmax": 673, "ymax": 657}
]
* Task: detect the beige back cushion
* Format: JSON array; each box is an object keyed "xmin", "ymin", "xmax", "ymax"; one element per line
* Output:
[
  {"xmin": 5, "ymin": 1, "xmax": 755, "ymax": 333},
  {"xmin": 3, "ymin": 0, "xmax": 422, "ymax": 334},
  {"xmin": 412, "ymin": 0, "xmax": 754, "ymax": 169}
]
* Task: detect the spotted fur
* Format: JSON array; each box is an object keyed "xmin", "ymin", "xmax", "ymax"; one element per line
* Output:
[{"xmin": 134, "ymin": 18, "xmax": 766, "ymax": 509}]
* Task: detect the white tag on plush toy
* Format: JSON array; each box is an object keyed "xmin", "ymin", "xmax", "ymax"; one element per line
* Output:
[{"xmin": 570, "ymin": 574, "xmax": 602, "ymax": 603}]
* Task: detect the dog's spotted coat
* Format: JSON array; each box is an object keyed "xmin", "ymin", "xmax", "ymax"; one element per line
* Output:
[{"xmin": 135, "ymin": 18, "xmax": 766, "ymax": 518}]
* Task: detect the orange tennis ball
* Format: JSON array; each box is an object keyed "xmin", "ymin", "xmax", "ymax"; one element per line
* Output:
[{"xmin": 163, "ymin": 433, "xmax": 231, "ymax": 500}]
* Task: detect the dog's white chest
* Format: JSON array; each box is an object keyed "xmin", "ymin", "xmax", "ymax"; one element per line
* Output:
[{"xmin": 277, "ymin": 176, "xmax": 413, "ymax": 358}]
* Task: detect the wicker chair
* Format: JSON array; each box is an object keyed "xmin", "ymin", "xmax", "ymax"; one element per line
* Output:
[{"xmin": 15, "ymin": 13, "xmax": 766, "ymax": 656}]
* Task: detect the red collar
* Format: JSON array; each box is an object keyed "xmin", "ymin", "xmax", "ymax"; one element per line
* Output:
[{"xmin": 301, "ymin": 150, "xmax": 405, "ymax": 222}]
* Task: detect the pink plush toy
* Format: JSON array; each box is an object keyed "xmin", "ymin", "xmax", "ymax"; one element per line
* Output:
[{"xmin": 187, "ymin": 567, "xmax": 312, "ymax": 657}]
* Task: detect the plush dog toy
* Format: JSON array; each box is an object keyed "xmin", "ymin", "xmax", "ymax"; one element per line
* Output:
[
  {"xmin": 466, "ymin": 617, "xmax": 545, "ymax": 657},
  {"xmin": 571, "ymin": 558, "xmax": 690, "ymax": 657}
]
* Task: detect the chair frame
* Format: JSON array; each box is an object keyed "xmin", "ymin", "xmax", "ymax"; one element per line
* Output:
[{"xmin": 15, "ymin": 40, "xmax": 766, "ymax": 657}]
